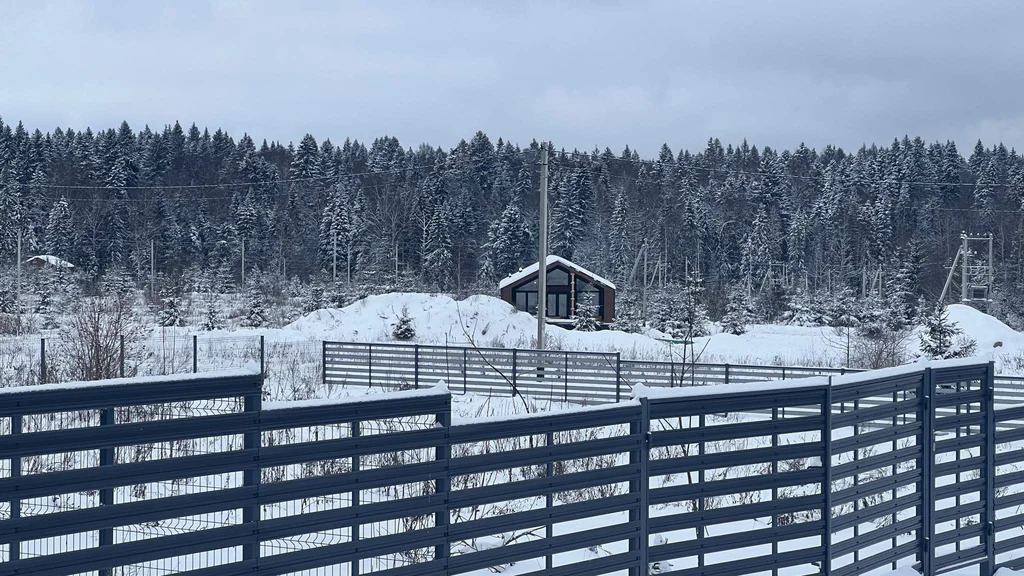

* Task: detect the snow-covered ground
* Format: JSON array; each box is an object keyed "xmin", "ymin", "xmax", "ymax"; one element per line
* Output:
[
  {"xmin": 3, "ymin": 292, "xmax": 1023, "ymax": 394},
  {"xmin": 275, "ymin": 293, "xmax": 1023, "ymax": 371}
]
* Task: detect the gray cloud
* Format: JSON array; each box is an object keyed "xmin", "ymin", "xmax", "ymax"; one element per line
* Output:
[{"xmin": 3, "ymin": 0, "xmax": 1024, "ymax": 156}]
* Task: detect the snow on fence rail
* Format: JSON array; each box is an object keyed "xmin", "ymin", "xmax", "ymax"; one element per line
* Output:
[{"xmin": 0, "ymin": 359, "xmax": 1022, "ymax": 575}]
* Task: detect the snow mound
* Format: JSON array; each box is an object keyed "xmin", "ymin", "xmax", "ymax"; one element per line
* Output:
[
  {"xmin": 946, "ymin": 304, "xmax": 1024, "ymax": 351},
  {"xmin": 281, "ymin": 292, "xmax": 664, "ymax": 354}
]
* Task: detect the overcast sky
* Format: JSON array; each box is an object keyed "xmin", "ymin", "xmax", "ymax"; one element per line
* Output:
[{"xmin": 4, "ymin": 1, "xmax": 1024, "ymax": 157}]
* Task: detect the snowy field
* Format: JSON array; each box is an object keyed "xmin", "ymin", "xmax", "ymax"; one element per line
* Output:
[{"xmin": 3, "ymin": 291, "xmax": 1023, "ymax": 395}]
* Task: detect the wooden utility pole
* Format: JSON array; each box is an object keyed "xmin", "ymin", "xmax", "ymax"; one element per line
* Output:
[
  {"xmin": 961, "ymin": 234, "xmax": 969, "ymax": 302},
  {"xmin": 150, "ymin": 239, "xmax": 155, "ymax": 300},
  {"xmin": 332, "ymin": 234, "xmax": 338, "ymax": 284},
  {"xmin": 241, "ymin": 239, "xmax": 246, "ymax": 290},
  {"xmin": 16, "ymin": 230, "xmax": 21, "ymax": 335},
  {"xmin": 537, "ymin": 145, "xmax": 549, "ymax": 349}
]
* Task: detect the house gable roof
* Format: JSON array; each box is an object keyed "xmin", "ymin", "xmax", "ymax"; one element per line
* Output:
[
  {"xmin": 498, "ymin": 255, "xmax": 616, "ymax": 291},
  {"xmin": 25, "ymin": 255, "xmax": 75, "ymax": 269}
]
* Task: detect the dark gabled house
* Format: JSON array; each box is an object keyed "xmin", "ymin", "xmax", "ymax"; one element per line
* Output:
[{"xmin": 499, "ymin": 255, "xmax": 615, "ymax": 324}]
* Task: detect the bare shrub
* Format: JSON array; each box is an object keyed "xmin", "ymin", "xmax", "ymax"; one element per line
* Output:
[
  {"xmin": 58, "ymin": 295, "xmax": 150, "ymax": 381},
  {"xmin": 850, "ymin": 326, "xmax": 913, "ymax": 369}
]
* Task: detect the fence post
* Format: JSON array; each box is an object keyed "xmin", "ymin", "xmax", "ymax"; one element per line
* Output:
[
  {"xmin": 545, "ymin": 429, "xmax": 555, "ymax": 571},
  {"xmin": 9, "ymin": 412, "xmax": 21, "ymax": 563},
  {"xmin": 511, "ymin": 348, "xmax": 517, "ymax": 398},
  {"xmin": 434, "ymin": 394, "xmax": 452, "ymax": 571},
  {"xmin": 629, "ymin": 397, "xmax": 650, "ymax": 576},
  {"xmin": 563, "ymin": 352, "xmax": 569, "ymax": 403},
  {"xmin": 414, "ymin": 344, "xmax": 420, "ymax": 389},
  {"xmin": 259, "ymin": 335, "xmax": 265, "ymax": 376},
  {"xmin": 351, "ymin": 418, "xmax": 361, "ymax": 576},
  {"xmin": 724, "ymin": 363, "xmax": 730, "ymax": 385},
  {"xmin": 322, "ymin": 342, "xmax": 328, "ymax": 388},
  {"xmin": 670, "ymin": 358, "xmax": 675, "ymax": 388},
  {"xmin": 984, "ymin": 361, "xmax": 996, "ymax": 574},
  {"xmin": 823, "ymin": 381, "xmax": 833, "ymax": 575},
  {"xmin": 39, "ymin": 337, "xmax": 46, "ymax": 384},
  {"xmin": 920, "ymin": 367, "xmax": 935, "ymax": 576},
  {"xmin": 98, "ymin": 405, "xmax": 115, "ymax": 576},
  {"xmin": 119, "ymin": 335, "xmax": 125, "ymax": 378},
  {"xmin": 243, "ymin": 375, "xmax": 263, "ymax": 565},
  {"xmin": 615, "ymin": 353, "xmax": 622, "ymax": 403},
  {"xmin": 192, "ymin": 335, "xmax": 198, "ymax": 374},
  {"xmin": 368, "ymin": 344, "xmax": 373, "ymax": 388},
  {"xmin": 462, "ymin": 348, "xmax": 467, "ymax": 394}
]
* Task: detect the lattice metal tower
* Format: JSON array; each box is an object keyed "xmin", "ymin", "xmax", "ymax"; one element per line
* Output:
[{"xmin": 939, "ymin": 233, "xmax": 994, "ymax": 303}]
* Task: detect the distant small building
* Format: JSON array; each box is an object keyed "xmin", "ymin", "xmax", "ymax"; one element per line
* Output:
[
  {"xmin": 25, "ymin": 255, "xmax": 75, "ymax": 270},
  {"xmin": 499, "ymin": 255, "xmax": 615, "ymax": 324}
]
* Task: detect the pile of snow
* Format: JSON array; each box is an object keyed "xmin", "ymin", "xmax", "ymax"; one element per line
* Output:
[
  {"xmin": 946, "ymin": 303, "xmax": 1024, "ymax": 352},
  {"xmin": 278, "ymin": 293, "xmax": 839, "ymax": 364},
  {"xmin": 272, "ymin": 293, "xmax": 1024, "ymax": 371}
]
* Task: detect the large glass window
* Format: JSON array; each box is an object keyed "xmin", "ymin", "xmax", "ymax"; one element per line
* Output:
[
  {"xmin": 547, "ymin": 293, "xmax": 570, "ymax": 318},
  {"xmin": 547, "ymin": 268, "xmax": 569, "ymax": 285}
]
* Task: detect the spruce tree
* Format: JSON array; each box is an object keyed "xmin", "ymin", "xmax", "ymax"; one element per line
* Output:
[
  {"xmin": 201, "ymin": 295, "xmax": 224, "ymax": 331},
  {"xmin": 45, "ymin": 197, "xmax": 73, "ymax": 260},
  {"xmin": 423, "ymin": 203, "xmax": 454, "ymax": 289},
  {"xmin": 610, "ymin": 290, "xmax": 643, "ymax": 333},
  {"xmin": 919, "ymin": 306, "xmax": 977, "ymax": 359},
  {"xmin": 158, "ymin": 291, "xmax": 186, "ymax": 327},
  {"xmin": 572, "ymin": 293, "xmax": 600, "ymax": 332},
  {"xmin": 242, "ymin": 289, "xmax": 267, "ymax": 328},
  {"xmin": 392, "ymin": 306, "xmax": 416, "ymax": 340},
  {"xmin": 484, "ymin": 200, "xmax": 531, "ymax": 281},
  {"xmin": 721, "ymin": 287, "xmax": 751, "ymax": 335}
]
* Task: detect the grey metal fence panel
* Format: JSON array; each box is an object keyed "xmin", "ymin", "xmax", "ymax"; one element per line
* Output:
[
  {"xmin": 645, "ymin": 383, "xmax": 830, "ymax": 575},
  {"xmin": 2, "ymin": 359, "xmax": 1022, "ymax": 576}
]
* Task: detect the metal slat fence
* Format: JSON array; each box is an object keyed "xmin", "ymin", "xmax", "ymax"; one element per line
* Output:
[
  {"xmin": 324, "ymin": 341, "xmax": 1024, "ymax": 407},
  {"xmin": 1, "ymin": 360, "xmax": 1023, "ymax": 575}
]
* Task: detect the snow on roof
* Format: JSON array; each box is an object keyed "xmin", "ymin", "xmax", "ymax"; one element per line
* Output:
[
  {"xmin": 498, "ymin": 255, "xmax": 616, "ymax": 290},
  {"xmin": 25, "ymin": 255, "xmax": 74, "ymax": 269}
]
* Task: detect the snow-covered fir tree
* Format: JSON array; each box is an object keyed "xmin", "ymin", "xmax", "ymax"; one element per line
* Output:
[
  {"xmin": 483, "ymin": 200, "xmax": 531, "ymax": 281},
  {"xmin": 392, "ymin": 306, "xmax": 416, "ymax": 340},
  {"xmin": 610, "ymin": 290, "xmax": 643, "ymax": 333},
  {"xmin": 919, "ymin": 306, "xmax": 977, "ymax": 359},
  {"xmin": 201, "ymin": 296, "xmax": 224, "ymax": 332},
  {"xmin": 242, "ymin": 289, "xmax": 268, "ymax": 328},
  {"xmin": 573, "ymin": 293, "xmax": 600, "ymax": 332},
  {"xmin": 680, "ymin": 272, "xmax": 711, "ymax": 338},
  {"xmin": 158, "ymin": 291, "xmax": 186, "ymax": 327},
  {"xmin": 721, "ymin": 287, "xmax": 751, "ymax": 335},
  {"xmin": 302, "ymin": 283, "xmax": 326, "ymax": 314}
]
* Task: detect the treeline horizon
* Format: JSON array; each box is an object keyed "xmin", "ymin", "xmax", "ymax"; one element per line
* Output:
[{"xmin": 1, "ymin": 114, "xmax": 1023, "ymax": 326}]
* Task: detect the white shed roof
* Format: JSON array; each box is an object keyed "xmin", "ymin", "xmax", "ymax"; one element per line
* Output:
[
  {"xmin": 498, "ymin": 255, "xmax": 616, "ymax": 290},
  {"xmin": 25, "ymin": 255, "xmax": 75, "ymax": 269}
]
